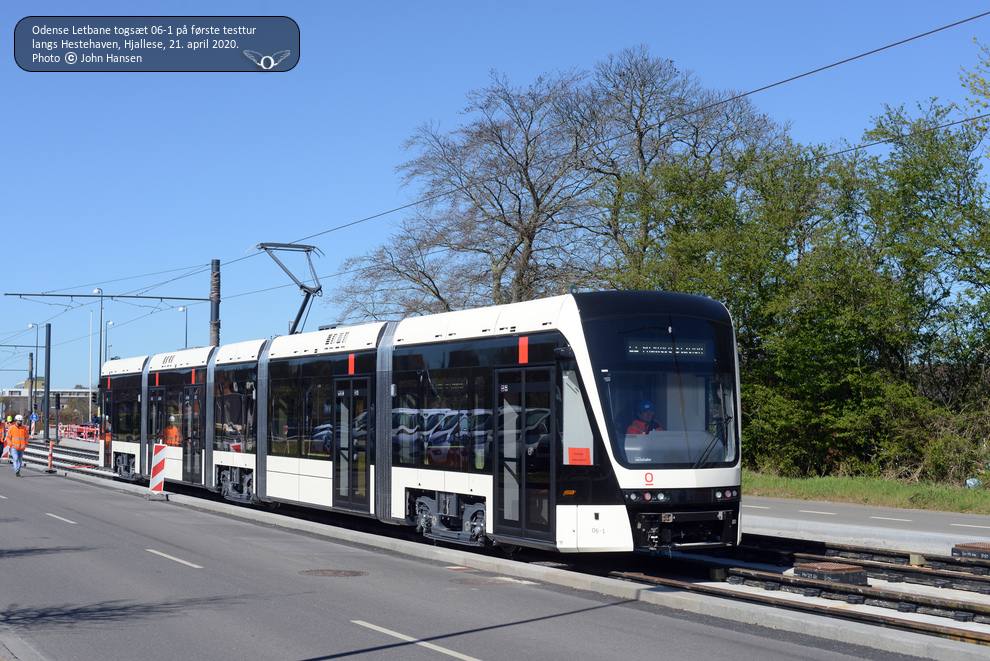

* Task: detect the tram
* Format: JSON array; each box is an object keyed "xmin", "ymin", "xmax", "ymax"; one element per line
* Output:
[{"xmin": 99, "ymin": 291, "xmax": 741, "ymax": 553}]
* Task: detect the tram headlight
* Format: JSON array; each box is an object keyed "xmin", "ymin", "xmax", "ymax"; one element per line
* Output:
[{"xmin": 643, "ymin": 492, "xmax": 652, "ymax": 502}]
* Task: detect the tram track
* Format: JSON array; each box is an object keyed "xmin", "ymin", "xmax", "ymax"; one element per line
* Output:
[
  {"xmin": 22, "ymin": 437, "xmax": 990, "ymax": 649},
  {"xmin": 600, "ymin": 536, "xmax": 990, "ymax": 647},
  {"xmin": 610, "ymin": 568, "xmax": 990, "ymax": 646}
]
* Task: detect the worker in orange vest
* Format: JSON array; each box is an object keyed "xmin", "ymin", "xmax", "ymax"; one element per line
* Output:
[
  {"xmin": 8, "ymin": 414, "xmax": 30, "ymax": 477},
  {"xmin": 0, "ymin": 416, "xmax": 8, "ymax": 460},
  {"xmin": 163, "ymin": 416, "xmax": 182, "ymax": 446}
]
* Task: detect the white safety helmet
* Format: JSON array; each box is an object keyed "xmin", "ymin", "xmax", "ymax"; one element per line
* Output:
[
  {"xmin": 14, "ymin": 414, "xmax": 24, "ymax": 421},
  {"xmin": 169, "ymin": 416, "xmax": 175, "ymax": 422}
]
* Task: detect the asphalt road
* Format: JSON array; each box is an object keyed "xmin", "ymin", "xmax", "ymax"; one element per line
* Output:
[
  {"xmin": 0, "ymin": 466, "xmax": 956, "ymax": 661},
  {"xmin": 742, "ymin": 496, "xmax": 990, "ymax": 555}
]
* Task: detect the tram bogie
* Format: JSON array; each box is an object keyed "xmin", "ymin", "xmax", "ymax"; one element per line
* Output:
[{"xmin": 98, "ymin": 291, "xmax": 742, "ymax": 554}]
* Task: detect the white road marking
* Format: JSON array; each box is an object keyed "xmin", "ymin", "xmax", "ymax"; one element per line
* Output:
[
  {"xmin": 0, "ymin": 494, "xmax": 7, "ymax": 499},
  {"xmin": 799, "ymin": 510, "xmax": 837, "ymax": 516},
  {"xmin": 870, "ymin": 516, "xmax": 912, "ymax": 522},
  {"xmin": 950, "ymin": 523, "xmax": 990, "ymax": 530},
  {"xmin": 352, "ymin": 620, "xmax": 482, "ymax": 661},
  {"xmin": 146, "ymin": 548, "xmax": 203, "ymax": 568},
  {"xmin": 45, "ymin": 513, "xmax": 77, "ymax": 524},
  {"xmin": 741, "ymin": 505, "xmax": 770, "ymax": 509}
]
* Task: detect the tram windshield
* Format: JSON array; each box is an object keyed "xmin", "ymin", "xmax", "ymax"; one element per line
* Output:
[{"xmin": 583, "ymin": 314, "xmax": 739, "ymax": 470}]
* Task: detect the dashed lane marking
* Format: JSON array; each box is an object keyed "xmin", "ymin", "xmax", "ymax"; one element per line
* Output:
[
  {"xmin": 146, "ymin": 548, "xmax": 204, "ymax": 568},
  {"xmin": 46, "ymin": 513, "xmax": 77, "ymax": 524},
  {"xmin": 352, "ymin": 620, "xmax": 482, "ymax": 661}
]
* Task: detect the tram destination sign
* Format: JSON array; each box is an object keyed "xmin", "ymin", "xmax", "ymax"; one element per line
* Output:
[
  {"xmin": 15, "ymin": 16, "xmax": 300, "ymax": 72},
  {"xmin": 626, "ymin": 339, "xmax": 707, "ymax": 359}
]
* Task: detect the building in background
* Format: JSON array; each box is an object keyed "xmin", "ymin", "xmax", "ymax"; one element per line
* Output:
[{"xmin": 0, "ymin": 380, "xmax": 93, "ymax": 424}]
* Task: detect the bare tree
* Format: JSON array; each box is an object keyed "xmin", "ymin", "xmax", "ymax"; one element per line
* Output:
[
  {"xmin": 558, "ymin": 45, "xmax": 788, "ymax": 287},
  {"xmin": 335, "ymin": 69, "xmax": 594, "ymax": 319},
  {"xmin": 334, "ymin": 46, "xmax": 788, "ymax": 319}
]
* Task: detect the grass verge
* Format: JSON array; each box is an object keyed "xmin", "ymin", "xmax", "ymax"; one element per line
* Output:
[{"xmin": 743, "ymin": 469, "xmax": 990, "ymax": 516}]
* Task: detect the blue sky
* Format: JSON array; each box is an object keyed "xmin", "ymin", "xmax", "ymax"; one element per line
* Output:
[{"xmin": 2, "ymin": 0, "xmax": 988, "ymax": 391}]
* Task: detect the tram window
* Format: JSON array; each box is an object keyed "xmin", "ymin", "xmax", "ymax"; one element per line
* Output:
[
  {"xmin": 392, "ymin": 372, "xmax": 422, "ymax": 466},
  {"xmin": 392, "ymin": 366, "xmax": 492, "ymax": 472},
  {"xmin": 423, "ymin": 370, "xmax": 470, "ymax": 470},
  {"xmin": 214, "ymin": 369, "xmax": 257, "ymax": 453},
  {"xmin": 269, "ymin": 378, "xmax": 300, "ymax": 457},
  {"xmin": 166, "ymin": 387, "xmax": 183, "ymax": 441},
  {"xmin": 562, "ymin": 370, "xmax": 594, "ymax": 466},
  {"xmin": 111, "ymin": 387, "xmax": 141, "ymax": 442},
  {"xmin": 301, "ymin": 377, "xmax": 333, "ymax": 460}
]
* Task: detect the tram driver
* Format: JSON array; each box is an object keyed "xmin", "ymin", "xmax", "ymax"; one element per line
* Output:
[{"xmin": 626, "ymin": 400, "xmax": 662, "ymax": 435}]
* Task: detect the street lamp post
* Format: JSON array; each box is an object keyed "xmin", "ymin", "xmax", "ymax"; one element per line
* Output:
[
  {"xmin": 88, "ymin": 309, "xmax": 93, "ymax": 420},
  {"xmin": 105, "ymin": 320, "xmax": 114, "ymax": 360},
  {"xmin": 178, "ymin": 306, "xmax": 189, "ymax": 348},
  {"xmin": 94, "ymin": 288, "xmax": 103, "ymax": 382},
  {"xmin": 28, "ymin": 323, "xmax": 40, "ymax": 416}
]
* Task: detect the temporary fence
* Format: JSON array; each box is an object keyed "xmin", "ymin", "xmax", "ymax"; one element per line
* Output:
[{"xmin": 57, "ymin": 424, "xmax": 101, "ymax": 442}]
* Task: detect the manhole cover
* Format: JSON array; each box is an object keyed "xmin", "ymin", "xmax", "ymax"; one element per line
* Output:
[{"xmin": 300, "ymin": 570, "xmax": 367, "ymax": 577}]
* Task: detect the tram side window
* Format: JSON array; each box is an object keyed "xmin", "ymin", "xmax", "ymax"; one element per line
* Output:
[
  {"xmin": 391, "ymin": 367, "xmax": 492, "ymax": 473},
  {"xmin": 166, "ymin": 387, "xmax": 184, "ymax": 442},
  {"xmin": 561, "ymin": 370, "xmax": 595, "ymax": 466},
  {"xmin": 269, "ymin": 378, "xmax": 300, "ymax": 457},
  {"xmin": 301, "ymin": 377, "xmax": 334, "ymax": 460},
  {"xmin": 214, "ymin": 370, "xmax": 257, "ymax": 453},
  {"xmin": 392, "ymin": 373, "xmax": 421, "ymax": 466},
  {"xmin": 469, "ymin": 373, "xmax": 493, "ymax": 472},
  {"xmin": 422, "ymin": 369, "xmax": 470, "ymax": 470},
  {"xmin": 111, "ymin": 387, "xmax": 141, "ymax": 442}
]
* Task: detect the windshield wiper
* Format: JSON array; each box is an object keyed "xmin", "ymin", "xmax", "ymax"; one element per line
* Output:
[{"xmin": 693, "ymin": 414, "xmax": 732, "ymax": 468}]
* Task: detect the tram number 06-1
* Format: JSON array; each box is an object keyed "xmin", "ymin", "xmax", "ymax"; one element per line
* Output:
[{"xmin": 589, "ymin": 527, "xmax": 606, "ymax": 535}]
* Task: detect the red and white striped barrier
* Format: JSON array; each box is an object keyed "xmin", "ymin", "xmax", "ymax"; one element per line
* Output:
[
  {"xmin": 56, "ymin": 424, "xmax": 101, "ymax": 442},
  {"xmin": 150, "ymin": 443, "xmax": 166, "ymax": 492},
  {"xmin": 1, "ymin": 443, "xmax": 8, "ymax": 463}
]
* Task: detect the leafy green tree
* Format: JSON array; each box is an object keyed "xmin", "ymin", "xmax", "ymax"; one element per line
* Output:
[{"xmin": 619, "ymin": 101, "xmax": 990, "ymax": 482}]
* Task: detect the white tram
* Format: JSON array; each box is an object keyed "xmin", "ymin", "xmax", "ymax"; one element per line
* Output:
[{"xmin": 99, "ymin": 291, "xmax": 741, "ymax": 553}]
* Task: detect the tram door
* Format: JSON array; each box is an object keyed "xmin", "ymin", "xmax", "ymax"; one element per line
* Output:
[
  {"xmin": 147, "ymin": 387, "xmax": 166, "ymax": 475},
  {"xmin": 334, "ymin": 378, "xmax": 370, "ymax": 512},
  {"xmin": 182, "ymin": 385, "xmax": 204, "ymax": 483},
  {"xmin": 494, "ymin": 368, "xmax": 554, "ymax": 541}
]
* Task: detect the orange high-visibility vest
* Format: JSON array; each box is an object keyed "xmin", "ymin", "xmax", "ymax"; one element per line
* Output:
[
  {"xmin": 8, "ymin": 423, "xmax": 29, "ymax": 451},
  {"xmin": 163, "ymin": 426, "xmax": 182, "ymax": 446}
]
